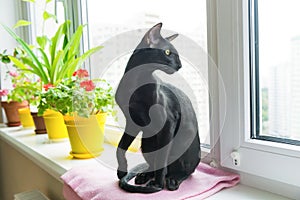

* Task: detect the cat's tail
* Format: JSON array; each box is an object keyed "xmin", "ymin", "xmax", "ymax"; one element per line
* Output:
[{"xmin": 119, "ymin": 163, "xmax": 162, "ymax": 193}]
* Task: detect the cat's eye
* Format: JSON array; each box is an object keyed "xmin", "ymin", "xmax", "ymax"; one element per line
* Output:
[{"xmin": 165, "ymin": 49, "xmax": 171, "ymax": 55}]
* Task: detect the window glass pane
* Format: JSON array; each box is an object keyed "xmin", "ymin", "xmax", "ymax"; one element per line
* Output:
[
  {"xmin": 255, "ymin": 0, "xmax": 300, "ymax": 142},
  {"xmin": 86, "ymin": 0, "xmax": 209, "ymax": 145},
  {"xmin": 1, "ymin": 1, "xmax": 65, "ymax": 99},
  {"xmin": 31, "ymin": 1, "xmax": 65, "ymax": 41}
]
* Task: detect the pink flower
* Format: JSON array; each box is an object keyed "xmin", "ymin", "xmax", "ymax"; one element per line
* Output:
[
  {"xmin": 43, "ymin": 83, "xmax": 54, "ymax": 91},
  {"xmin": 9, "ymin": 71, "xmax": 18, "ymax": 77},
  {"xmin": 73, "ymin": 69, "xmax": 89, "ymax": 78},
  {"xmin": 0, "ymin": 89, "xmax": 9, "ymax": 97},
  {"xmin": 80, "ymin": 80, "xmax": 95, "ymax": 91},
  {"xmin": 12, "ymin": 84, "xmax": 16, "ymax": 88}
]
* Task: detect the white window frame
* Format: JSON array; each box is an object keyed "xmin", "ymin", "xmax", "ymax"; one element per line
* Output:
[{"xmin": 218, "ymin": 0, "xmax": 300, "ymax": 193}]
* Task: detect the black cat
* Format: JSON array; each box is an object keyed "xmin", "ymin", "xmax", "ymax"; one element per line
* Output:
[{"xmin": 115, "ymin": 23, "xmax": 201, "ymax": 193}]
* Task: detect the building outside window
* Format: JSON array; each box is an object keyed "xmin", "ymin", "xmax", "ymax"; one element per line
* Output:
[{"xmin": 252, "ymin": 0, "xmax": 300, "ymax": 144}]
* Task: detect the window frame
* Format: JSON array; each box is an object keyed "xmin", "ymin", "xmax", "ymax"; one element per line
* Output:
[{"xmin": 218, "ymin": 0, "xmax": 300, "ymax": 192}]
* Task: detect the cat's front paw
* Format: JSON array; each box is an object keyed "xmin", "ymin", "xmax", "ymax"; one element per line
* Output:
[
  {"xmin": 165, "ymin": 177, "xmax": 180, "ymax": 191},
  {"xmin": 117, "ymin": 169, "xmax": 127, "ymax": 180},
  {"xmin": 135, "ymin": 172, "xmax": 154, "ymax": 185}
]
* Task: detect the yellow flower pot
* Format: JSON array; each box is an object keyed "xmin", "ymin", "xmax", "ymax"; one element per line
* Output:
[
  {"xmin": 104, "ymin": 129, "xmax": 141, "ymax": 152},
  {"xmin": 43, "ymin": 110, "xmax": 68, "ymax": 141},
  {"xmin": 64, "ymin": 113, "xmax": 106, "ymax": 159},
  {"xmin": 18, "ymin": 108, "xmax": 34, "ymax": 128}
]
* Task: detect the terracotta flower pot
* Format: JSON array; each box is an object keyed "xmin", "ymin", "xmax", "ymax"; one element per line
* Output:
[
  {"xmin": 1, "ymin": 101, "xmax": 29, "ymax": 127},
  {"xmin": 31, "ymin": 112, "xmax": 47, "ymax": 134}
]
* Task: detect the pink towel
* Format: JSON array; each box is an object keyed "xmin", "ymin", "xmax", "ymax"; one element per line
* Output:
[{"xmin": 61, "ymin": 162, "xmax": 240, "ymax": 200}]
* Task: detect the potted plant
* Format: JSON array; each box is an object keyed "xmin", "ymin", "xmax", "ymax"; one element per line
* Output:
[
  {"xmin": 0, "ymin": 48, "xmax": 48, "ymax": 133},
  {"xmin": 1, "ymin": 0, "xmax": 103, "ymax": 134},
  {"xmin": 38, "ymin": 69, "xmax": 114, "ymax": 158},
  {"xmin": 0, "ymin": 49, "xmax": 40, "ymax": 127}
]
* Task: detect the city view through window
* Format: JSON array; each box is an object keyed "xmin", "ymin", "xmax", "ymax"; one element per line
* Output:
[
  {"xmin": 86, "ymin": 0, "xmax": 210, "ymax": 145},
  {"xmin": 258, "ymin": 0, "xmax": 300, "ymax": 141}
]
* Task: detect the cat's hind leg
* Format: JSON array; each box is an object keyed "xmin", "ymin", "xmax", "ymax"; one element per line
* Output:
[{"xmin": 165, "ymin": 155, "xmax": 199, "ymax": 191}]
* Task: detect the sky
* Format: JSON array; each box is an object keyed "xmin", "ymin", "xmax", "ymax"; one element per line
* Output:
[{"xmin": 258, "ymin": 0, "xmax": 300, "ymax": 87}]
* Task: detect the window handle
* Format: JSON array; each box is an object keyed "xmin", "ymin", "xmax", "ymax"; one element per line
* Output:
[{"xmin": 230, "ymin": 151, "xmax": 241, "ymax": 166}]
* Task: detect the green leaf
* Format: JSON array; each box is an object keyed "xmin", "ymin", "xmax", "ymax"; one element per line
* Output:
[
  {"xmin": 53, "ymin": 25, "xmax": 84, "ymax": 79},
  {"xmin": 43, "ymin": 11, "xmax": 57, "ymax": 21},
  {"xmin": 21, "ymin": 57, "xmax": 44, "ymax": 76},
  {"xmin": 37, "ymin": 48, "xmax": 51, "ymax": 71},
  {"xmin": 1, "ymin": 55, "xmax": 10, "ymax": 64},
  {"xmin": 8, "ymin": 56, "xmax": 28, "ymax": 70},
  {"xmin": 36, "ymin": 36, "xmax": 48, "ymax": 49},
  {"xmin": 70, "ymin": 45, "xmax": 103, "ymax": 74},
  {"xmin": 51, "ymin": 50, "xmax": 64, "ymax": 83},
  {"xmin": 8, "ymin": 56, "xmax": 37, "ymax": 75},
  {"xmin": 13, "ymin": 20, "xmax": 31, "ymax": 29},
  {"xmin": 1, "ymin": 24, "xmax": 49, "ymax": 83},
  {"xmin": 50, "ymin": 21, "xmax": 70, "ymax": 65},
  {"xmin": 66, "ymin": 25, "xmax": 83, "ymax": 60},
  {"xmin": 58, "ymin": 59, "xmax": 79, "ymax": 80},
  {"xmin": 59, "ymin": 45, "xmax": 103, "ymax": 80},
  {"xmin": 22, "ymin": 0, "xmax": 35, "ymax": 3}
]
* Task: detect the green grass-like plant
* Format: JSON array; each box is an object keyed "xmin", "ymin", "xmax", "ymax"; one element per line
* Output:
[{"xmin": 2, "ymin": 21, "xmax": 103, "ymax": 85}]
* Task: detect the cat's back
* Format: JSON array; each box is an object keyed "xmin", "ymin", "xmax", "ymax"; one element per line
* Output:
[{"xmin": 161, "ymin": 83, "xmax": 196, "ymax": 113}]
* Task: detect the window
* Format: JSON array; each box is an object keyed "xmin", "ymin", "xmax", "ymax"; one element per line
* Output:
[
  {"xmin": 250, "ymin": 0, "xmax": 300, "ymax": 145},
  {"xmin": 219, "ymin": 0, "xmax": 300, "ymax": 196},
  {"xmin": 20, "ymin": 0, "xmax": 300, "ymax": 198},
  {"xmin": 29, "ymin": 0, "xmax": 65, "ymax": 43},
  {"xmin": 83, "ymin": 0, "xmax": 211, "ymax": 148},
  {"xmin": 25, "ymin": 0, "xmax": 217, "ymax": 155}
]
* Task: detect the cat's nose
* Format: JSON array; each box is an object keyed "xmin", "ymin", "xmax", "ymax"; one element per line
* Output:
[
  {"xmin": 176, "ymin": 56, "xmax": 182, "ymax": 70},
  {"xmin": 177, "ymin": 63, "xmax": 182, "ymax": 70}
]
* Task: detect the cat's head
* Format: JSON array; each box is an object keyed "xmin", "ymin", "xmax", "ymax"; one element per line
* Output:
[{"xmin": 136, "ymin": 23, "xmax": 182, "ymax": 74}]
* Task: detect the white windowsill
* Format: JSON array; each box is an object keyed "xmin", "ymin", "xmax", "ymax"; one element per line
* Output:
[{"xmin": 0, "ymin": 125, "xmax": 292, "ymax": 200}]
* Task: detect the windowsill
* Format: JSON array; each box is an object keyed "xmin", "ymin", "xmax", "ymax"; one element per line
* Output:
[{"xmin": 0, "ymin": 125, "xmax": 292, "ymax": 200}]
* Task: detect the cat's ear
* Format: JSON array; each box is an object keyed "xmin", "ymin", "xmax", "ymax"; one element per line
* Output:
[
  {"xmin": 165, "ymin": 34, "xmax": 179, "ymax": 42},
  {"xmin": 144, "ymin": 23, "xmax": 163, "ymax": 45}
]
